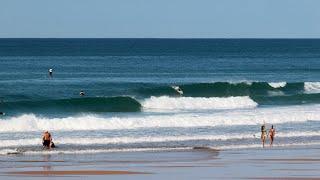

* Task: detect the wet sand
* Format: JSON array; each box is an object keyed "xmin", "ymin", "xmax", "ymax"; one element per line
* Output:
[
  {"xmin": 0, "ymin": 146, "xmax": 320, "ymax": 179},
  {"xmin": 7, "ymin": 170, "xmax": 149, "ymax": 175}
]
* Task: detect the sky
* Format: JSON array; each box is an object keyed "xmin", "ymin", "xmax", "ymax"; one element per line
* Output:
[{"xmin": 0, "ymin": 0, "xmax": 320, "ymax": 38}]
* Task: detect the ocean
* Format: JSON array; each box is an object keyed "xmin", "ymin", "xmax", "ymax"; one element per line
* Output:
[{"xmin": 0, "ymin": 38, "xmax": 320, "ymax": 155}]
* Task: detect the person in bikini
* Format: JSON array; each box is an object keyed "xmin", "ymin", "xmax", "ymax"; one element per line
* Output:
[
  {"xmin": 261, "ymin": 124, "xmax": 267, "ymax": 148},
  {"xmin": 42, "ymin": 131, "xmax": 53, "ymax": 149},
  {"xmin": 269, "ymin": 125, "xmax": 275, "ymax": 147}
]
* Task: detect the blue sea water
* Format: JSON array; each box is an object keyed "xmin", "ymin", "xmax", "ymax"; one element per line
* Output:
[{"xmin": 0, "ymin": 38, "xmax": 320, "ymax": 155}]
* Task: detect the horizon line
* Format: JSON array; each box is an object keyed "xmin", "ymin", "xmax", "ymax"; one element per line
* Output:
[{"xmin": 1, "ymin": 37, "xmax": 320, "ymax": 40}]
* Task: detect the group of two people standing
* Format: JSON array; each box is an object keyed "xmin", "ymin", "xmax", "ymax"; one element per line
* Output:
[{"xmin": 261, "ymin": 124, "xmax": 275, "ymax": 148}]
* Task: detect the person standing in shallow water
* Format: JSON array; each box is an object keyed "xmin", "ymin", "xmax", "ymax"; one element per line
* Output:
[
  {"xmin": 269, "ymin": 125, "xmax": 275, "ymax": 147},
  {"xmin": 261, "ymin": 124, "xmax": 267, "ymax": 148}
]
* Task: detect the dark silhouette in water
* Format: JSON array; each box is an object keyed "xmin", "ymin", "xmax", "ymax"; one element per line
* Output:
[
  {"xmin": 79, "ymin": 90, "xmax": 85, "ymax": 96},
  {"xmin": 48, "ymin": 68, "xmax": 53, "ymax": 78}
]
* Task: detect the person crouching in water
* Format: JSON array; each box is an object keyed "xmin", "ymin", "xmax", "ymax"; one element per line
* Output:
[
  {"xmin": 42, "ymin": 131, "xmax": 53, "ymax": 149},
  {"xmin": 261, "ymin": 124, "xmax": 267, "ymax": 148},
  {"xmin": 269, "ymin": 125, "xmax": 275, "ymax": 147}
]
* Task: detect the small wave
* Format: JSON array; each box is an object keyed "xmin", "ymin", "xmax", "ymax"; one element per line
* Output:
[
  {"xmin": 0, "ymin": 147, "xmax": 193, "ymax": 155},
  {"xmin": 1, "ymin": 96, "xmax": 141, "ymax": 114},
  {"xmin": 142, "ymin": 96, "xmax": 257, "ymax": 110},
  {"xmin": 1, "ymin": 131, "xmax": 320, "ymax": 148},
  {"xmin": 0, "ymin": 148, "xmax": 22, "ymax": 155},
  {"xmin": 1, "ymin": 105, "xmax": 320, "ymax": 132},
  {"xmin": 268, "ymin": 82, "xmax": 287, "ymax": 88},
  {"xmin": 2, "ymin": 141, "xmax": 320, "ymax": 155},
  {"xmin": 136, "ymin": 82, "xmax": 305, "ymax": 98},
  {"xmin": 304, "ymin": 82, "xmax": 320, "ymax": 93},
  {"xmin": 252, "ymin": 93, "xmax": 320, "ymax": 105},
  {"xmin": 216, "ymin": 142, "xmax": 320, "ymax": 150}
]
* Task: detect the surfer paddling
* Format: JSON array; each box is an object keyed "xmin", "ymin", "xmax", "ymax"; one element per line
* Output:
[
  {"xmin": 79, "ymin": 90, "xmax": 85, "ymax": 96},
  {"xmin": 42, "ymin": 131, "xmax": 55, "ymax": 149}
]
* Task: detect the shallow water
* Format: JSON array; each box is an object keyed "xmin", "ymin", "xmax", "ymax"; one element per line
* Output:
[{"xmin": 0, "ymin": 39, "xmax": 320, "ymax": 155}]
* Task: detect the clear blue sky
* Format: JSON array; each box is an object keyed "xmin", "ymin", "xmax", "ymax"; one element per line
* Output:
[{"xmin": 0, "ymin": 0, "xmax": 319, "ymax": 38}]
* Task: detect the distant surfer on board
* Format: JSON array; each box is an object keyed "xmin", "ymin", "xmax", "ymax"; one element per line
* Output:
[
  {"xmin": 0, "ymin": 112, "xmax": 5, "ymax": 115},
  {"xmin": 172, "ymin": 86, "xmax": 183, "ymax": 95},
  {"xmin": 48, "ymin": 68, "xmax": 53, "ymax": 78},
  {"xmin": 42, "ymin": 131, "xmax": 55, "ymax": 149},
  {"xmin": 79, "ymin": 90, "xmax": 85, "ymax": 96}
]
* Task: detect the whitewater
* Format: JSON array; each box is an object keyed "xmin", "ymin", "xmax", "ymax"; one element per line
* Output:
[{"xmin": 1, "ymin": 39, "xmax": 320, "ymax": 155}]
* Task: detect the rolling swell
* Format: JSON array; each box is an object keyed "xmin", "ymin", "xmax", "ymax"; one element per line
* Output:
[
  {"xmin": 253, "ymin": 93, "xmax": 320, "ymax": 105},
  {"xmin": 1, "ymin": 97, "xmax": 141, "ymax": 114},
  {"xmin": 136, "ymin": 82, "xmax": 306, "ymax": 97}
]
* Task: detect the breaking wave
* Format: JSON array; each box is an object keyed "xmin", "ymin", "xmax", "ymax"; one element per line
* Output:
[
  {"xmin": 142, "ymin": 96, "xmax": 257, "ymax": 110},
  {"xmin": 0, "ymin": 104, "xmax": 319, "ymax": 132}
]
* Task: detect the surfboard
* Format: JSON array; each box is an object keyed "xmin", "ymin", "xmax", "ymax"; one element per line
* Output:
[{"xmin": 171, "ymin": 86, "xmax": 183, "ymax": 95}]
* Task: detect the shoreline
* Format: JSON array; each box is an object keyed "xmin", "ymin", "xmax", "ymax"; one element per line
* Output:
[
  {"xmin": 7, "ymin": 170, "xmax": 151, "ymax": 176},
  {"xmin": 0, "ymin": 145, "xmax": 320, "ymax": 179}
]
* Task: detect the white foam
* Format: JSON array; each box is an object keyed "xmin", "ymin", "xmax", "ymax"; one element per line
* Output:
[
  {"xmin": 268, "ymin": 82, "xmax": 287, "ymax": 88},
  {"xmin": 229, "ymin": 81, "xmax": 253, "ymax": 85},
  {"xmin": 0, "ymin": 148, "xmax": 21, "ymax": 155},
  {"xmin": 215, "ymin": 142, "xmax": 320, "ymax": 150},
  {"xmin": 2, "ymin": 141, "xmax": 320, "ymax": 155},
  {"xmin": 1, "ymin": 131, "xmax": 320, "ymax": 148},
  {"xmin": 304, "ymin": 82, "xmax": 320, "ymax": 93},
  {"xmin": 23, "ymin": 147, "xmax": 192, "ymax": 155},
  {"xmin": 0, "ymin": 104, "xmax": 320, "ymax": 132},
  {"xmin": 142, "ymin": 96, "xmax": 257, "ymax": 110}
]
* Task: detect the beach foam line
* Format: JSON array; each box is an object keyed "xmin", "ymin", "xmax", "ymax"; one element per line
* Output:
[
  {"xmin": 20, "ymin": 147, "xmax": 193, "ymax": 155},
  {"xmin": 2, "ymin": 141, "xmax": 320, "ymax": 155},
  {"xmin": 7, "ymin": 170, "xmax": 150, "ymax": 175},
  {"xmin": 2, "ymin": 131, "xmax": 320, "ymax": 148},
  {"xmin": 215, "ymin": 141, "xmax": 320, "ymax": 150},
  {"xmin": 142, "ymin": 96, "xmax": 257, "ymax": 110},
  {"xmin": 1, "ymin": 105, "xmax": 320, "ymax": 132}
]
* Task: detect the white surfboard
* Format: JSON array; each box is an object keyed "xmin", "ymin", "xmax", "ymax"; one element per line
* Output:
[{"xmin": 171, "ymin": 86, "xmax": 183, "ymax": 95}]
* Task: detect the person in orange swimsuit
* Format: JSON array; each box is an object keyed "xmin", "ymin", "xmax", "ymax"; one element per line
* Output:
[{"xmin": 269, "ymin": 125, "xmax": 275, "ymax": 147}]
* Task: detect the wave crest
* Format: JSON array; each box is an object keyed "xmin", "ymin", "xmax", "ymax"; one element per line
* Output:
[
  {"xmin": 1, "ymin": 105, "xmax": 320, "ymax": 132},
  {"xmin": 142, "ymin": 96, "xmax": 257, "ymax": 110}
]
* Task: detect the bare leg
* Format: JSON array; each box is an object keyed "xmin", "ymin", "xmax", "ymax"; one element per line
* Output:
[{"xmin": 262, "ymin": 137, "xmax": 265, "ymax": 148}]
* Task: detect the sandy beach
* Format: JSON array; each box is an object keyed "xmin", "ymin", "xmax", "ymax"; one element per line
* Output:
[{"xmin": 0, "ymin": 145, "xmax": 319, "ymax": 180}]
